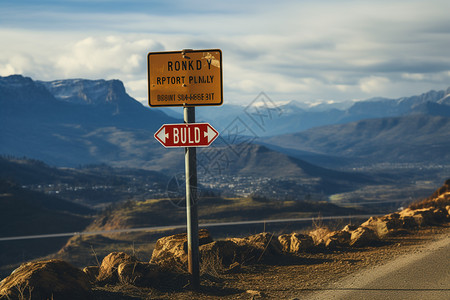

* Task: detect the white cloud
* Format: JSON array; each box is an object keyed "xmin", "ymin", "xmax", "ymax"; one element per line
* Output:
[
  {"xmin": 1, "ymin": 1, "xmax": 450, "ymax": 104},
  {"xmin": 402, "ymin": 73, "xmax": 426, "ymax": 81},
  {"xmin": 55, "ymin": 36, "xmax": 161, "ymax": 78},
  {"xmin": 359, "ymin": 76, "xmax": 390, "ymax": 94}
]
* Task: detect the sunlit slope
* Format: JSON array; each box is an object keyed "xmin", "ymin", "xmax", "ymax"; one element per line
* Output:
[{"xmin": 263, "ymin": 115, "xmax": 450, "ymax": 164}]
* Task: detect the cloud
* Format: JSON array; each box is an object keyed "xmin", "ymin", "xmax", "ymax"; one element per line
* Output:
[
  {"xmin": 1, "ymin": 0, "xmax": 450, "ymax": 104},
  {"xmin": 359, "ymin": 76, "xmax": 390, "ymax": 94},
  {"xmin": 55, "ymin": 36, "xmax": 163, "ymax": 78}
]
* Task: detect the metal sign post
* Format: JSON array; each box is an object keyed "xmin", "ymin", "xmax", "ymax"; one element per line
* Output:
[
  {"xmin": 148, "ymin": 48, "xmax": 223, "ymax": 290},
  {"xmin": 184, "ymin": 106, "xmax": 200, "ymax": 289}
]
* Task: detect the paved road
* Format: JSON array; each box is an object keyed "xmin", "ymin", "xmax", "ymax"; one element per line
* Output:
[{"xmin": 305, "ymin": 232, "xmax": 450, "ymax": 300}]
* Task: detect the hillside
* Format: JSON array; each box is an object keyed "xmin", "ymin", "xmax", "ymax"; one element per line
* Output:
[
  {"xmin": 0, "ymin": 180, "xmax": 93, "ymax": 268},
  {"xmin": 0, "ymin": 75, "xmax": 180, "ymax": 167},
  {"xmin": 0, "ymin": 156, "xmax": 171, "ymax": 208},
  {"xmin": 50, "ymin": 195, "xmax": 367, "ymax": 269},
  {"xmin": 0, "ymin": 180, "xmax": 448, "ymax": 299},
  {"xmin": 2, "ymin": 74, "xmax": 449, "ymax": 171},
  {"xmin": 262, "ymin": 114, "xmax": 450, "ymax": 166},
  {"xmin": 196, "ymin": 143, "xmax": 373, "ymax": 195}
]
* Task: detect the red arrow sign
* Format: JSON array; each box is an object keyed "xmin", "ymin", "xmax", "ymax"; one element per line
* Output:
[{"xmin": 154, "ymin": 123, "xmax": 219, "ymax": 148}]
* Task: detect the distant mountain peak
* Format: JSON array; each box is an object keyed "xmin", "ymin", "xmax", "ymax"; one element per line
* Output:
[
  {"xmin": 0, "ymin": 74, "xmax": 56, "ymax": 104},
  {"xmin": 438, "ymin": 87, "xmax": 450, "ymax": 105},
  {"xmin": 38, "ymin": 78, "xmax": 128, "ymax": 106}
]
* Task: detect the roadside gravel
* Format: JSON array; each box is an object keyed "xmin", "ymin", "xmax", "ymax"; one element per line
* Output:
[{"xmin": 114, "ymin": 223, "xmax": 449, "ymax": 299}]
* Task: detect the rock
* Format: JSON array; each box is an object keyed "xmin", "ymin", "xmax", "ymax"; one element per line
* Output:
[
  {"xmin": 82, "ymin": 266, "xmax": 99, "ymax": 283},
  {"xmin": 0, "ymin": 259, "xmax": 91, "ymax": 300},
  {"xmin": 97, "ymin": 252, "xmax": 137, "ymax": 284},
  {"xmin": 278, "ymin": 233, "xmax": 314, "ymax": 253},
  {"xmin": 342, "ymin": 224, "xmax": 358, "ymax": 232},
  {"xmin": 150, "ymin": 229, "xmax": 212, "ymax": 268},
  {"xmin": 399, "ymin": 207, "xmax": 443, "ymax": 227},
  {"xmin": 349, "ymin": 227, "xmax": 379, "ymax": 247},
  {"xmin": 361, "ymin": 213, "xmax": 403, "ymax": 238},
  {"xmin": 200, "ymin": 240, "xmax": 239, "ymax": 267},
  {"xmin": 290, "ymin": 233, "xmax": 314, "ymax": 252},
  {"xmin": 324, "ymin": 230, "xmax": 351, "ymax": 249},
  {"xmin": 228, "ymin": 232, "xmax": 282, "ymax": 261},
  {"xmin": 278, "ymin": 234, "xmax": 291, "ymax": 252},
  {"xmin": 117, "ymin": 262, "xmax": 159, "ymax": 286},
  {"xmin": 308, "ymin": 227, "xmax": 332, "ymax": 246}
]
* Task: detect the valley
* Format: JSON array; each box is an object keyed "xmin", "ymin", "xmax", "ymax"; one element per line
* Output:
[{"xmin": 0, "ymin": 75, "xmax": 449, "ymax": 295}]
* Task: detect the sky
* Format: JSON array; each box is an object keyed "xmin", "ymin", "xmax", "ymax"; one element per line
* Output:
[{"xmin": 1, "ymin": 0, "xmax": 450, "ymax": 106}]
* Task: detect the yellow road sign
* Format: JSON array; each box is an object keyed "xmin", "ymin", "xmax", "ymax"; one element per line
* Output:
[{"xmin": 147, "ymin": 49, "xmax": 223, "ymax": 107}]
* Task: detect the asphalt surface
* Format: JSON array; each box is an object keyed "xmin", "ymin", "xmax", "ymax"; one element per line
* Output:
[{"xmin": 305, "ymin": 232, "xmax": 450, "ymax": 300}]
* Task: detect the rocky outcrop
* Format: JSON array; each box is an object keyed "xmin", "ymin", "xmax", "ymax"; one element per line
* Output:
[
  {"xmin": 227, "ymin": 232, "xmax": 283, "ymax": 261},
  {"xmin": 361, "ymin": 213, "xmax": 404, "ymax": 238},
  {"xmin": 96, "ymin": 252, "xmax": 137, "ymax": 284},
  {"xmin": 399, "ymin": 207, "xmax": 448, "ymax": 227},
  {"xmin": 199, "ymin": 240, "xmax": 240, "ymax": 267},
  {"xmin": 152, "ymin": 230, "xmax": 284, "ymax": 270},
  {"xmin": 150, "ymin": 229, "xmax": 213, "ymax": 268},
  {"xmin": 279, "ymin": 233, "xmax": 315, "ymax": 253},
  {"xmin": 0, "ymin": 260, "xmax": 92, "ymax": 300},
  {"xmin": 349, "ymin": 226, "xmax": 379, "ymax": 247},
  {"xmin": 308, "ymin": 227, "xmax": 332, "ymax": 247},
  {"xmin": 1, "ymin": 181, "xmax": 447, "ymax": 298},
  {"xmin": 117, "ymin": 261, "xmax": 159, "ymax": 286},
  {"xmin": 324, "ymin": 230, "xmax": 351, "ymax": 248}
]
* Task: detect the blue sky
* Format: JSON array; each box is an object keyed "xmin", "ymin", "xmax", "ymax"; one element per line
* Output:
[{"xmin": 1, "ymin": 0, "xmax": 450, "ymax": 105}]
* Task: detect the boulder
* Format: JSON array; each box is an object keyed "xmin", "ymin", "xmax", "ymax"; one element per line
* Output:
[
  {"xmin": 361, "ymin": 213, "xmax": 403, "ymax": 238},
  {"xmin": 278, "ymin": 234, "xmax": 291, "ymax": 252},
  {"xmin": 308, "ymin": 227, "xmax": 332, "ymax": 246},
  {"xmin": 324, "ymin": 230, "xmax": 351, "ymax": 249},
  {"xmin": 199, "ymin": 240, "xmax": 239, "ymax": 267},
  {"xmin": 342, "ymin": 224, "xmax": 358, "ymax": 232},
  {"xmin": 150, "ymin": 229, "xmax": 212, "ymax": 268},
  {"xmin": 290, "ymin": 233, "xmax": 315, "ymax": 252},
  {"xmin": 278, "ymin": 233, "xmax": 314, "ymax": 253},
  {"xmin": 227, "ymin": 232, "xmax": 283, "ymax": 262},
  {"xmin": 117, "ymin": 262, "xmax": 159, "ymax": 286},
  {"xmin": 97, "ymin": 252, "xmax": 137, "ymax": 284},
  {"xmin": 0, "ymin": 260, "xmax": 91, "ymax": 300},
  {"xmin": 349, "ymin": 227, "xmax": 379, "ymax": 247},
  {"xmin": 399, "ymin": 207, "xmax": 444, "ymax": 227}
]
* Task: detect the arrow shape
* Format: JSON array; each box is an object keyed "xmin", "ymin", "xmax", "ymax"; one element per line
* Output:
[
  {"xmin": 205, "ymin": 124, "xmax": 218, "ymax": 143},
  {"xmin": 156, "ymin": 127, "xmax": 169, "ymax": 143}
]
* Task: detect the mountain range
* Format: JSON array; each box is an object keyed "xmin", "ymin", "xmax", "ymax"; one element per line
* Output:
[
  {"xmin": 261, "ymin": 114, "xmax": 450, "ymax": 167},
  {"xmin": 171, "ymin": 87, "xmax": 450, "ymax": 136},
  {"xmin": 1, "ymin": 74, "xmax": 449, "ymax": 183},
  {"xmin": 0, "ymin": 75, "xmax": 180, "ymax": 167}
]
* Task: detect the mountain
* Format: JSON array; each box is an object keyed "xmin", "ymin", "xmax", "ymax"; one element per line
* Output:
[
  {"xmin": 192, "ymin": 87, "xmax": 450, "ymax": 136},
  {"xmin": 0, "ymin": 75, "xmax": 180, "ymax": 167},
  {"xmin": 1, "ymin": 74, "xmax": 448, "ymax": 194},
  {"xmin": 262, "ymin": 114, "xmax": 450, "ymax": 166}
]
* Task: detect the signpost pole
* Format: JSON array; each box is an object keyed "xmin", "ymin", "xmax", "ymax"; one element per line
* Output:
[{"xmin": 184, "ymin": 106, "xmax": 200, "ymax": 289}]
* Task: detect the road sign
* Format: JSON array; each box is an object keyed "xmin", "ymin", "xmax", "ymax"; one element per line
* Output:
[
  {"xmin": 154, "ymin": 123, "xmax": 219, "ymax": 148},
  {"xmin": 147, "ymin": 49, "xmax": 223, "ymax": 107}
]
